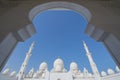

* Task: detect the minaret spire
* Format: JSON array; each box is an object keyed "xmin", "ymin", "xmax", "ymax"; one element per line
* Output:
[
  {"xmin": 18, "ymin": 42, "xmax": 35, "ymax": 80},
  {"xmin": 83, "ymin": 41, "xmax": 100, "ymax": 79},
  {"xmin": 83, "ymin": 41, "xmax": 90, "ymax": 55}
]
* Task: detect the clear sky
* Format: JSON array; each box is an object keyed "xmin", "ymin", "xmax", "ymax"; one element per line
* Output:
[{"xmin": 4, "ymin": 10, "xmax": 116, "ymax": 73}]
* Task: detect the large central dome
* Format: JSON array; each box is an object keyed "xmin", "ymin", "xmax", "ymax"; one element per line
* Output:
[
  {"xmin": 54, "ymin": 58, "xmax": 64, "ymax": 67},
  {"xmin": 53, "ymin": 58, "xmax": 65, "ymax": 72}
]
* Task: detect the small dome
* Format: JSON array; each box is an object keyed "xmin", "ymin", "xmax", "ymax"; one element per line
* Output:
[
  {"xmin": 30, "ymin": 68, "xmax": 34, "ymax": 72},
  {"xmin": 70, "ymin": 62, "xmax": 78, "ymax": 70},
  {"xmin": 88, "ymin": 73, "xmax": 92, "ymax": 77},
  {"xmin": 33, "ymin": 73, "xmax": 37, "ymax": 78},
  {"xmin": 116, "ymin": 66, "xmax": 120, "ymax": 72},
  {"xmin": 107, "ymin": 68, "xmax": 115, "ymax": 75},
  {"xmin": 29, "ymin": 68, "xmax": 34, "ymax": 74},
  {"xmin": 10, "ymin": 71, "xmax": 16, "ymax": 77},
  {"xmin": 16, "ymin": 73, "xmax": 19, "ymax": 78},
  {"xmin": 101, "ymin": 71, "xmax": 107, "ymax": 76},
  {"xmin": 2, "ymin": 68, "xmax": 10, "ymax": 75},
  {"xmin": 83, "ymin": 67, "xmax": 88, "ymax": 73},
  {"xmin": 54, "ymin": 58, "xmax": 64, "ymax": 68},
  {"xmin": 39, "ymin": 62, "xmax": 48, "ymax": 70}
]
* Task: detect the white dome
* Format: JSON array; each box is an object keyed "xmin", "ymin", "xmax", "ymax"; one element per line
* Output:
[
  {"xmin": 54, "ymin": 58, "xmax": 64, "ymax": 68},
  {"xmin": 39, "ymin": 62, "xmax": 48, "ymax": 70},
  {"xmin": 88, "ymin": 73, "xmax": 92, "ymax": 77},
  {"xmin": 16, "ymin": 73, "xmax": 19, "ymax": 78},
  {"xmin": 83, "ymin": 67, "xmax": 88, "ymax": 73},
  {"xmin": 10, "ymin": 71, "xmax": 16, "ymax": 77},
  {"xmin": 30, "ymin": 68, "xmax": 34, "ymax": 72},
  {"xmin": 2, "ymin": 68, "xmax": 10, "ymax": 75},
  {"xmin": 29, "ymin": 68, "xmax": 34, "ymax": 75},
  {"xmin": 70, "ymin": 62, "xmax": 78, "ymax": 70},
  {"xmin": 33, "ymin": 73, "xmax": 37, "ymax": 78},
  {"xmin": 55, "ymin": 65, "xmax": 63, "ymax": 72},
  {"xmin": 101, "ymin": 71, "xmax": 107, "ymax": 76},
  {"xmin": 107, "ymin": 68, "xmax": 115, "ymax": 75},
  {"xmin": 116, "ymin": 66, "xmax": 120, "ymax": 72}
]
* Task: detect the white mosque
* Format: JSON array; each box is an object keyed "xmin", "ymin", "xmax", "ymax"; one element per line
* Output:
[{"xmin": 0, "ymin": 41, "xmax": 120, "ymax": 80}]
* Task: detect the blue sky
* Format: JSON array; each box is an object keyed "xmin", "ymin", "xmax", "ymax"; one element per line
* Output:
[{"xmin": 4, "ymin": 10, "xmax": 116, "ymax": 73}]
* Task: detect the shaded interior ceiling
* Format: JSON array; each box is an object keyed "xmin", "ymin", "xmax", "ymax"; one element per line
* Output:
[{"xmin": 0, "ymin": 0, "xmax": 120, "ymax": 16}]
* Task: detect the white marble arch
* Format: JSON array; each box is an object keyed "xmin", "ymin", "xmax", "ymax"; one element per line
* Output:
[{"xmin": 29, "ymin": 1, "xmax": 92, "ymax": 23}]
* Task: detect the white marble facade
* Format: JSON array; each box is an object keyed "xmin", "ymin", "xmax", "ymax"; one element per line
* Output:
[
  {"xmin": 1, "ymin": 41, "xmax": 120, "ymax": 80},
  {"xmin": 1, "ymin": 58, "xmax": 120, "ymax": 80}
]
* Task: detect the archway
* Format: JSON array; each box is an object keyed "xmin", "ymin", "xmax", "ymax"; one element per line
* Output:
[
  {"xmin": 0, "ymin": 1, "xmax": 120, "ymax": 72},
  {"xmin": 29, "ymin": 1, "xmax": 91, "ymax": 23},
  {"xmin": 29, "ymin": 1, "xmax": 120, "ymax": 69}
]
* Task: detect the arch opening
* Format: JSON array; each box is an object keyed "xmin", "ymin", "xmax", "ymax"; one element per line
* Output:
[
  {"xmin": 29, "ymin": 1, "xmax": 92, "ymax": 24},
  {"xmin": 0, "ymin": 1, "xmax": 120, "ymax": 74},
  {"xmin": 2, "ymin": 1, "xmax": 116, "ymax": 74}
]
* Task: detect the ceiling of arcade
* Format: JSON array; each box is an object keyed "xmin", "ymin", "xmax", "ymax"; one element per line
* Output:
[
  {"xmin": 0, "ymin": 0, "xmax": 120, "ymax": 40},
  {"xmin": 0, "ymin": 0, "xmax": 25, "ymax": 15},
  {"xmin": 0, "ymin": 0, "xmax": 120, "ymax": 16}
]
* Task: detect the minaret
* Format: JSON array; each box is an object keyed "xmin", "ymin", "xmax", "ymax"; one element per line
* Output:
[
  {"xmin": 83, "ymin": 41, "xmax": 100, "ymax": 79},
  {"xmin": 18, "ymin": 42, "xmax": 34, "ymax": 80}
]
